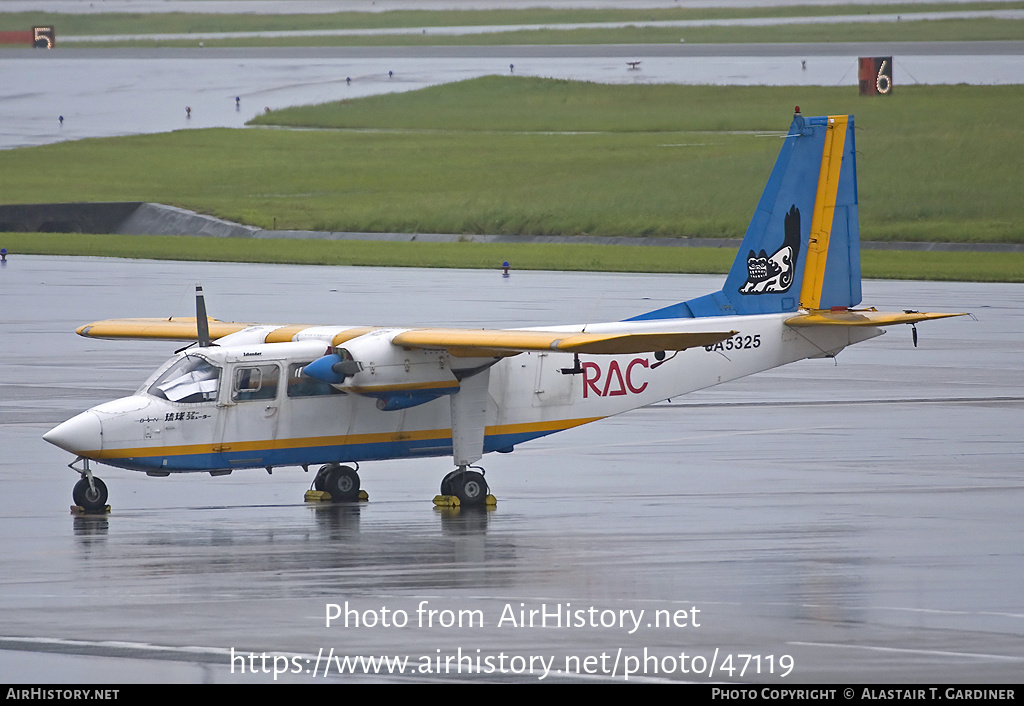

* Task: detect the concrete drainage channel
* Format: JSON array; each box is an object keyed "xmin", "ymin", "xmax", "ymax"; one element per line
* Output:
[
  {"xmin": 1, "ymin": 202, "xmax": 1021, "ymax": 252},
  {"xmin": 0, "ymin": 202, "xmax": 744, "ymax": 247},
  {"xmin": 0, "ymin": 202, "xmax": 258, "ymax": 239}
]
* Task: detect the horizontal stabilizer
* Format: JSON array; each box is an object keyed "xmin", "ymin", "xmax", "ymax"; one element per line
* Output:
[
  {"xmin": 392, "ymin": 328, "xmax": 737, "ymax": 358},
  {"xmin": 785, "ymin": 309, "xmax": 968, "ymax": 327}
]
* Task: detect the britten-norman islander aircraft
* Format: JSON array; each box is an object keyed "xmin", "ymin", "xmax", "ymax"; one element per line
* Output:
[{"xmin": 44, "ymin": 110, "xmax": 964, "ymax": 512}]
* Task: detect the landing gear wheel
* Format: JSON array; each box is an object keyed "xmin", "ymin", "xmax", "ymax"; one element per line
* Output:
[
  {"xmin": 324, "ymin": 465, "xmax": 360, "ymax": 502},
  {"xmin": 450, "ymin": 471, "xmax": 488, "ymax": 508},
  {"xmin": 440, "ymin": 470, "xmax": 459, "ymax": 496},
  {"xmin": 73, "ymin": 476, "xmax": 108, "ymax": 513},
  {"xmin": 313, "ymin": 464, "xmax": 333, "ymax": 492}
]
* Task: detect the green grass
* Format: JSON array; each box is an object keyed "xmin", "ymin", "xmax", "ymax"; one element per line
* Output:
[
  {"xmin": 2, "ymin": 79, "xmax": 1023, "ymax": 281},
  {"xmin": 859, "ymin": 249, "xmax": 1024, "ymax": 282},
  {"xmin": 4, "ymin": 233, "xmax": 1022, "ymax": 282},
  {"xmin": 0, "ymin": 233, "xmax": 737, "ymax": 273},
  {"xmin": 3, "ymin": 80, "xmax": 1020, "ymax": 243}
]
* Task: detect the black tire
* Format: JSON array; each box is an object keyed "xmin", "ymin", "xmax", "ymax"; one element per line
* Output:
[
  {"xmin": 314, "ymin": 464, "xmax": 333, "ymax": 492},
  {"xmin": 324, "ymin": 465, "xmax": 360, "ymax": 503},
  {"xmin": 73, "ymin": 477, "xmax": 108, "ymax": 512},
  {"xmin": 451, "ymin": 471, "xmax": 488, "ymax": 508},
  {"xmin": 440, "ymin": 470, "xmax": 458, "ymax": 496}
]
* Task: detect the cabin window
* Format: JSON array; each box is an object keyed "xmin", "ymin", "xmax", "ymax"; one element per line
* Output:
[
  {"xmin": 232, "ymin": 364, "xmax": 280, "ymax": 402},
  {"xmin": 148, "ymin": 355, "xmax": 221, "ymax": 403},
  {"xmin": 287, "ymin": 362, "xmax": 345, "ymax": 398}
]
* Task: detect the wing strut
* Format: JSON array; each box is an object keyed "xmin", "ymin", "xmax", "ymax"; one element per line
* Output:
[{"xmin": 450, "ymin": 367, "xmax": 490, "ymax": 468}]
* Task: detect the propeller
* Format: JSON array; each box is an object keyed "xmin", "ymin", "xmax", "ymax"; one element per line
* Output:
[{"xmin": 304, "ymin": 350, "xmax": 362, "ymax": 384}]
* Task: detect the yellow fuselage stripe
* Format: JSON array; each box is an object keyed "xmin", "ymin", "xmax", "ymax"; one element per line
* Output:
[
  {"xmin": 799, "ymin": 115, "xmax": 848, "ymax": 311},
  {"xmin": 84, "ymin": 417, "xmax": 604, "ymax": 460}
]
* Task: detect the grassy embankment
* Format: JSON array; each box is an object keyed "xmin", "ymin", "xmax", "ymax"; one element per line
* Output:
[
  {"xmin": 2, "ymin": 79, "xmax": 1022, "ymax": 281},
  {"xmin": 2, "ymin": 3, "xmax": 1022, "ymax": 46},
  {"xmin": 9, "ymin": 234, "xmax": 1017, "ymax": 282}
]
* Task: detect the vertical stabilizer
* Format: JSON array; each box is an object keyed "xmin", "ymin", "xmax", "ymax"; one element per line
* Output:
[{"xmin": 631, "ymin": 111, "xmax": 860, "ymax": 321}]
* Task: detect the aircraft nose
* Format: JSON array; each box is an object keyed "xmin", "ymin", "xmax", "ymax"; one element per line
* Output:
[{"xmin": 43, "ymin": 411, "xmax": 102, "ymax": 455}]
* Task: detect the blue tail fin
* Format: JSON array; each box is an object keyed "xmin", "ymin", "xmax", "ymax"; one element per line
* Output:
[{"xmin": 631, "ymin": 111, "xmax": 860, "ymax": 321}]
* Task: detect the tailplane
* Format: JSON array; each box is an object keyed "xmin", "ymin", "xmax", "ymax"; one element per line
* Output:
[{"xmin": 632, "ymin": 110, "xmax": 860, "ymax": 320}]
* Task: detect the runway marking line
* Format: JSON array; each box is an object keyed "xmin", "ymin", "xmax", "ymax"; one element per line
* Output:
[{"xmin": 790, "ymin": 641, "xmax": 1024, "ymax": 662}]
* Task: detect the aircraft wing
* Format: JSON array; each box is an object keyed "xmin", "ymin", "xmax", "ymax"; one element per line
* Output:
[
  {"xmin": 76, "ymin": 317, "xmax": 253, "ymax": 341},
  {"xmin": 391, "ymin": 328, "xmax": 737, "ymax": 357},
  {"xmin": 76, "ymin": 316, "xmax": 736, "ymax": 357},
  {"xmin": 785, "ymin": 309, "xmax": 968, "ymax": 327}
]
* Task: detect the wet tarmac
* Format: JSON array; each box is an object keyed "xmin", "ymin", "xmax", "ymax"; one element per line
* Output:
[
  {"xmin": 1, "ymin": 256, "xmax": 1021, "ymax": 683},
  {"xmin": 56, "ymin": 9, "xmax": 1024, "ymax": 44},
  {"xmin": 4, "ymin": 42, "xmax": 1023, "ymax": 150}
]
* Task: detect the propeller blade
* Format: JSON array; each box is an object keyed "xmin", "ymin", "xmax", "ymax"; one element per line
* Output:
[{"xmin": 195, "ymin": 284, "xmax": 211, "ymax": 348}]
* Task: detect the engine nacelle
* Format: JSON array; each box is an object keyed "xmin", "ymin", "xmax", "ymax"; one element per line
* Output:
[{"xmin": 303, "ymin": 329, "xmax": 493, "ymax": 410}]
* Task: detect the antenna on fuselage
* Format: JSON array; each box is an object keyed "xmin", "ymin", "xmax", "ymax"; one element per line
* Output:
[{"xmin": 195, "ymin": 284, "xmax": 211, "ymax": 348}]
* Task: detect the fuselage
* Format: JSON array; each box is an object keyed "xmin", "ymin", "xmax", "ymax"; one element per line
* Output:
[{"xmin": 43, "ymin": 315, "xmax": 883, "ymax": 475}]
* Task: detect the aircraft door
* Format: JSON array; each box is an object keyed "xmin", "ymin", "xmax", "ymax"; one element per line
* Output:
[
  {"xmin": 276, "ymin": 361, "xmax": 352, "ymax": 459},
  {"xmin": 532, "ymin": 351, "xmax": 575, "ymax": 407},
  {"xmin": 214, "ymin": 362, "xmax": 283, "ymax": 467}
]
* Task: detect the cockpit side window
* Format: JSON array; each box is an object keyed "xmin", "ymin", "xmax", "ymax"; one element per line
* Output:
[
  {"xmin": 232, "ymin": 364, "xmax": 280, "ymax": 402},
  {"xmin": 287, "ymin": 362, "xmax": 345, "ymax": 398},
  {"xmin": 147, "ymin": 355, "xmax": 222, "ymax": 403}
]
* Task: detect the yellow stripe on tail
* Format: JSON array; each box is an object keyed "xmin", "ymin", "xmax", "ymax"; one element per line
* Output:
[{"xmin": 799, "ymin": 115, "xmax": 849, "ymax": 311}]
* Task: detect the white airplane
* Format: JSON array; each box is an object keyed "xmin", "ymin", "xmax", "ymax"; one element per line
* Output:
[{"xmin": 44, "ymin": 110, "xmax": 964, "ymax": 513}]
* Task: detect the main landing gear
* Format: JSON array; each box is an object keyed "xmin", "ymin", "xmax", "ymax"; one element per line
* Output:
[
  {"xmin": 311, "ymin": 463, "xmax": 365, "ymax": 503},
  {"xmin": 305, "ymin": 462, "xmax": 495, "ymax": 508},
  {"xmin": 435, "ymin": 466, "xmax": 494, "ymax": 509},
  {"xmin": 70, "ymin": 458, "xmax": 109, "ymax": 514}
]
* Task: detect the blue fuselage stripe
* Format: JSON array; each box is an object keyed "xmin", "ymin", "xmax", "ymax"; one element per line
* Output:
[{"xmin": 101, "ymin": 429, "xmax": 556, "ymax": 472}]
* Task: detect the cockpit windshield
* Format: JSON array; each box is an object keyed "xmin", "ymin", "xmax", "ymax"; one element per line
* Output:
[{"xmin": 147, "ymin": 354, "xmax": 222, "ymax": 403}]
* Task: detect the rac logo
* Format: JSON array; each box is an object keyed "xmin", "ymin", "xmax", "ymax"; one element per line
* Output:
[{"xmin": 582, "ymin": 358, "xmax": 649, "ymax": 398}]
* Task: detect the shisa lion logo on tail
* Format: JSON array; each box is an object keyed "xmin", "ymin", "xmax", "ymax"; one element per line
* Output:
[{"xmin": 739, "ymin": 205, "xmax": 801, "ymax": 294}]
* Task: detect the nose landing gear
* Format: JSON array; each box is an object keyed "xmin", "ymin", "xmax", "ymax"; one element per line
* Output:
[{"xmin": 70, "ymin": 458, "xmax": 109, "ymax": 514}]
